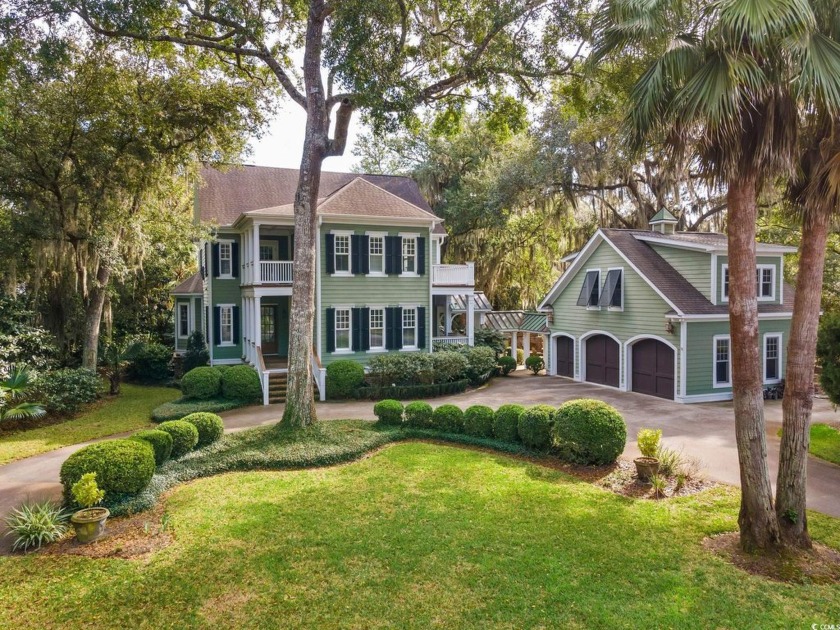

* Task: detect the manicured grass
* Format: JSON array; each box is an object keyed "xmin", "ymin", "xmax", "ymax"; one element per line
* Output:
[
  {"xmin": 1, "ymin": 438, "xmax": 839, "ymax": 627},
  {"xmin": 0, "ymin": 384, "xmax": 179, "ymax": 466},
  {"xmin": 811, "ymin": 424, "xmax": 840, "ymax": 466}
]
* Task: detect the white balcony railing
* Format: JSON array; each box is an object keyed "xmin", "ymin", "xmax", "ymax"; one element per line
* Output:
[
  {"xmin": 433, "ymin": 336, "xmax": 470, "ymax": 346},
  {"xmin": 432, "ymin": 263, "xmax": 475, "ymax": 287},
  {"xmin": 260, "ymin": 261, "xmax": 293, "ymax": 284}
]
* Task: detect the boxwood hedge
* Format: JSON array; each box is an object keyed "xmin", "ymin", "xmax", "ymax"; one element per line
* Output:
[
  {"xmin": 157, "ymin": 420, "xmax": 199, "ymax": 458},
  {"xmin": 60, "ymin": 439, "xmax": 156, "ymax": 504}
]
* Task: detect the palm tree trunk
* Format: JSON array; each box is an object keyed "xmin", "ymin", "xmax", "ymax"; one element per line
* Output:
[
  {"xmin": 776, "ymin": 207, "xmax": 829, "ymax": 548},
  {"xmin": 727, "ymin": 176, "xmax": 781, "ymax": 551}
]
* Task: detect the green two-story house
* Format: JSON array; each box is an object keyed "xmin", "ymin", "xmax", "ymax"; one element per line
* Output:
[
  {"xmin": 171, "ymin": 165, "xmax": 476, "ymax": 403},
  {"xmin": 538, "ymin": 210, "xmax": 797, "ymax": 403}
]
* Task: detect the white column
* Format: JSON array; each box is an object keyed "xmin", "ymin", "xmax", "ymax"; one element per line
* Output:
[
  {"xmin": 254, "ymin": 296, "xmax": 262, "ymax": 358},
  {"xmin": 245, "ymin": 298, "xmax": 252, "ymax": 363},
  {"xmin": 243, "ymin": 229, "xmax": 249, "ymax": 284},
  {"xmin": 253, "ymin": 223, "xmax": 261, "ymax": 285},
  {"xmin": 543, "ymin": 334, "xmax": 550, "ymax": 374},
  {"xmin": 444, "ymin": 298, "xmax": 452, "ymax": 335},
  {"xmin": 466, "ymin": 293, "xmax": 475, "ymax": 346},
  {"xmin": 523, "ymin": 332, "xmax": 531, "ymax": 359},
  {"xmin": 510, "ymin": 332, "xmax": 518, "ymax": 361}
]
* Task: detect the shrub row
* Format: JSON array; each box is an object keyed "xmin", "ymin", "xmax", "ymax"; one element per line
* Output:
[
  {"xmin": 373, "ymin": 398, "xmax": 627, "ymax": 465},
  {"xmin": 180, "ymin": 365, "xmax": 262, "ymax": 402},
  {"xmin": 151, "ymin": 397, "xmax": 247, "ymax": 422},
  {"xmin": 354, "ymin": 379, "xmax": 470, "ymax": 401}
]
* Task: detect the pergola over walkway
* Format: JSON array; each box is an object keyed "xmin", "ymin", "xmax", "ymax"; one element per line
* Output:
[{"xmin": 484, "ymin": 311, "xmax": 550, "ymax": 367}]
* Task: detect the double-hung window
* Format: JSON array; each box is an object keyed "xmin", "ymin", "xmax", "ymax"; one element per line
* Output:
[
  {"xmin": 334, "ymin": 308, "xmax": 351, "ymax": 351},
  {"xmin": 402, "ymin": 307, "xmax": 417, "ymax": 349},
  {"xmin": 369, "ymin": 235, "xmax": 385, "ymax": 274},
  {"xmin": 576, "ymin": 270, "xmax": 601, "ymax": 307},
  {"xmin": 219, "ymin": 305, "xmax": 234, "ymax": 345},
  {"xmin": 714, "ymin": 335, "xmax": 731, "ymax": 387},
  {"xmin": 722, "ymin": 265, "xmax": 776, "ymax": 301},
  {"xmin": 178, "ymin": 303, "xmax": 190, "ymax": 338},
  {"xmin": 334, "ymin": 235, "xmax": 351, "ymax": 273},
  {"xmin": 369, "ymin": 307, "xmax": 385, "ymax": 350},
  {"xmin": 401, "ymin": 237, "xmax": 417, "ymax": 274},
  {"xmin": 219, "ymin": 242, "xmax": 233, "ymax": 277},
  {"xmin": 764, "ymin": 334, "xmax": 782, "ymax": 382}
]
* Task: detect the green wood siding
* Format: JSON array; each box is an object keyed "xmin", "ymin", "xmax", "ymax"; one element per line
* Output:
[
  {"xmin": 649, "ymin": 244, "xmax": 712, "ymax": 300},
  {"xmin": 211, "ymin": 232, "xmax": 243, "ymax": 361},
  {"xmin": 684, "ymin": 318, "xmax": 791, "ymax": 396},
  {"xmin": 547, "ymin": 240, "xmax": 681, "ymax": 390},
  {"xmin": 715, "ymin": 255, "xmax": 783, "ymax": 306},
  {"xmin": 320, "ymin": 223, "xmax": 431, "ymax": 366}
]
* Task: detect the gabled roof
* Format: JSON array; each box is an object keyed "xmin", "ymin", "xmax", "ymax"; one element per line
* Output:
[
  {"xmin": 172, "ymin": 272, "xmax": 203, "ymax": 295},
  {"xmin": 649, "ymin": 208, "xmax": 678, "ymax": 223},
  {"xmin": 198, "ymin": 164, "xmax": 438, "ymax": 226}
]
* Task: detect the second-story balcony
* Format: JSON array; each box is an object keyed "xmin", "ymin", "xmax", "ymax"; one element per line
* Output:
[
  {"xmin": 432, "ymin": 263, "xmax": 475, "ymax": 287},
  {"xmin": 260, "ymin": 260, "xmax": 294, "ymax": 284},
  {"xmin": 240, "ymin": 223, "xmax": 295, "ymax": 286}
]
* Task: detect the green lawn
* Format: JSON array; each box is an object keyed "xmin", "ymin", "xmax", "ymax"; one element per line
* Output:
[
  {"xmin": 1, "ymin": 440, "xmax": 838, "ymax": 628},
  {"xmin": 811, "ymin": 424, "xmax": 840, "ymax": 466},
  {"xmin": 0, "ymin": 384, "xmax": 179, "ymax": 466}
]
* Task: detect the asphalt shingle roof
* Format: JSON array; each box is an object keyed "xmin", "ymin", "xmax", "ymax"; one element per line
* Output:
[{"xmin": 172, "ymin": 272, "xmax": 203, "ymax": 295}]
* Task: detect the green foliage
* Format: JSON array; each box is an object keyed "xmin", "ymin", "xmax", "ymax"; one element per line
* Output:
[
  {"xmin": 0, "ymin": 365, "xmax": 46, "ymax": 422},
  {"xmin": 60, "ymin": 439, "xmax": 156, "ymax": 505},
  {"xmin": 180, "ymin": 366, "xmax": 222, "ymax": 400},
  {"xmin": 457, "ymin": 346, "xmax": 498, "ymax": 384},
  {"xmin": 221, "ymin": 365, "xmax": 262, "ymax": 402},
  {"xmin": 0, "ymin": 297, "xmax": 58, "ymax": 375},
  {"xmin": 516, "ymin": 348, "xmax": 524, "ymax": 365},
  {"xmin": 810, "ymin": 424, "xmax": 840, "ymax": 466},
  {"xmin": 156, "ymin": 420, "xmax": 199, "ymax": 458},
  {"xmin": 366, "ymin": 353, "xmax": 435, "ymax": 387},
  {"xmin": 404, "ymin": 401, "xmax": 434, "ymax": 428},
  {"xmin": 474, "ymin": 328, "xmax": 506, "ymax": 358},
  {"xmin": 355, "ymin": 379, "xmax": 470, "ymax": 401},
  {"xmin": 326, "ymin": 360, "xmax": 366, "ymax": 399},
  {"xmin": 183, "ymin": 330, "xmax": 210, "ymax": 373},
  {"xmin": 130, "ymin": 429, "xmax": 173, "ymax": 466},
  {"xmin": 151, "ymin": 396, "xmax": 249, "ymax": 422},
  {"xmin": 498, "ymin": 355, "xmax": 517, "ymax": 375},
  {"xmin": 553, "ymin": 399, "xmax": 627, "ymax": 466},
  {"xmin": 373, "ymin": 399, "xmax": 404, "ymax": 425},
  {"xmin": 35, "ymin": 368, "xmax": 102, "ymax": 415},
  {"xmin": 4, "ymin": 500, "xmax": 68, "ymax": 552},
  {"xmin": 463, "ymin": 405, "xmax": 495, "ymax": 438},
  {"xmin": 431, "ymin": 351, "xmax": 469, "ymax": 383},
  {"xmin": 126, "ymin": 342, "xmax": 172, "ymax": 384},
  {"xmin": 182, "ymin": 412, "xmax": 224, "ymax": 447},
  {"xmin": 71, "ymin": 472, "xmax": 105, "ymax": 509},
  {"xmin": 493, "ymin": 404, "xmax": 525, "ymax": 443},
  {"xmin": 525, "ymin": 354, "xmax": 545, "ymax": 375},
  {"xmin": 518, "ymin": 405, "xmax": 555, "ymax": 450},
  {"xmin": 432, "ymin": 404, "xmax": 464, "ymax": 433},
  {"xmin": 637, "ymin": 429, "xmax": 662, "ymax": 459},
  {"xmin": 818, "ymin": 313, "xmax": 840, "ymax": 406}
]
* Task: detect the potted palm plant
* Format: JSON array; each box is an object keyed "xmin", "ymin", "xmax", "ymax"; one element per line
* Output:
[
  {"xmin": 634, "ymin": 428, "xmax": 661, "ymax": 481},
  {"xmin": 70, "ymin": 473, "xmax": 109, "ymax": 544}
]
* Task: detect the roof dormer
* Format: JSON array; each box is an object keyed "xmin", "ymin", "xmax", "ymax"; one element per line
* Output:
[{"xmin": 649, "ymin": 208, "xmax": 678, "ymax": 235}]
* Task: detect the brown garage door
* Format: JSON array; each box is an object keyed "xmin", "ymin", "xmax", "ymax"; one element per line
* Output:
[
  {"xmin": 585, "ymin": 335, "xmax": 620, "ymax": 388},
  {"xmin": 631, "ymin": 338, "xmax": 675, "ymax": 400},
  {"xmin": 556, "ymin": 336, "xmax": 574, "ymax": 377}
]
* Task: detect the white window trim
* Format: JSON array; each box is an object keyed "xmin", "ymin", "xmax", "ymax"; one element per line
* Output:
[
  {"xmin": 585, "ymin": 268, "xmax": 601, "ymax": 310},
  {"xmin": 366, "ymin": 231, "xmax": 387, "ymax": 277},
  {"xmin": 399, "ymin": 232, "xmax": 420, "ymax": 278},
  {"xmin": 367, "ymin": 305, "xmax": 387, "ymax": 352},
  {"xmin": 217, "ymin": 239, "xmax": 234, "ymax": 280},
  {"xmin": 331, "ymin": 230, "xmax": 354, "ymax": 277},
  {"xmin": 218, "ymin": 303, "xmax": 235, "ymax": 346},
  {"xmin": 400, "ymin": 304, "xmax": 419, "ymax": 350},
  {"xmin": 757, "ymin": 264, "xmax": 777, "ymax": 301},
  {"xmin": 763, "ymin": 333, "xmax": 783, "ymax": 384},
  {"xmin": 333, "ymin": 306, "xmax": 353, "ymax": 353},
  {"xmin": 605, "ymin": 267, "xmax": 624, "ymax": 312},
  {"xmin": 177, "ymin": 303, "xmax": 192, "ymax": 339},
  {"xmin": 712, "ymin": 334, "xmax": 731, "ymax": 388}
]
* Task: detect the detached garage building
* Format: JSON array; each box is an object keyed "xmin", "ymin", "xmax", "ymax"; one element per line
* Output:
[{"xmin": 537, "ymin": 210, "xmax": 796, "ymax": 403}]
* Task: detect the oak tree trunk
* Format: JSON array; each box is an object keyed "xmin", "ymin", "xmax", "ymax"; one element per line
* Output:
[
  {"xmin": 727, "ymin": 176, "xmax": 781, "ymax": 551},
  {"xmin": 776, "ymin": 208, "xmax": 829, "ymax": 548},
  {"xmin": 81, "ymin": 262, "xmax": 112, "ymax": 370}
]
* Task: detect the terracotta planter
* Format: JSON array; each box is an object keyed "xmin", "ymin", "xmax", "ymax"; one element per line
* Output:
[
  {"xmin": 71, "ymin": 507, "xmax": 110, "ymax": 544},
  {"xmin": 634, "ymin": 457, "xmax": 660, "ymax": 481}
]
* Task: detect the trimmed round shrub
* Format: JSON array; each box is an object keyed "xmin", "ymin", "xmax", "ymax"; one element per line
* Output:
[
  {"xmin": 431, "ymin": 351, "xmax": 469, "ymax": 383},
  {"xmin": 525, "ymin": 354, "xmax": 545, "ymax": 375},
  {"xmin": 326, "ymin": 360, "xmax": 365, "ymax": 399},
  {"xmin": 130, "ymin": 429, "xmax": 173, "ymax": 466},
  {"xmin": 221, "ymin": 365, "xmax": 262, "ymax": 402},
  {"xmin": 182, "ymin": 412, "xmax": 225, "ymax": 447},
  {"xmin": 181, "ymin": 366, "xmax": 222, "ymax": 400},
  {"xmin": 552, "ymin": 399, "xmax": 627, "ymax": 465},
  {"xmin": 36, "ymin": 368, "xmax": 102, "ymax": 415},
  {"xmin": 493, "ymin": 404, "xmax": 525, "ymax": 443},
  {"xmin": 127, "ymin": 342, "xmax": 172, "ymax": 383},
  {"xmin": 463, "ymin": 405, "xmax": 495, "ymax": 438},
  {"xmin": 432, "ymin": 404, "xmax": 464, "ymax": 433},
  {"xmin": 518, "ymin": 404, "xmax": 555, "ymax": 450},
  {"xmin": 373, "ymin": 399, "xmax": 404, "ymax": 425},
  {"xmin": 156, "ymin": 420, "xmax": 199, "ymax": 458},
  {"xmin": 60, "ymin": 439, "xmax": 155, "ymax": 503},
  {"xmin": 405, "ymin": 401, "xmax": 434, "ymax": 428},
  {"xmin": 498, "ymin": 355, "xmax": 517, "ymax": 376}
]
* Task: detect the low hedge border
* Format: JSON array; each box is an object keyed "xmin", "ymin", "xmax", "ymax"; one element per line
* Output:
[
  {"xmin": 151, "ymin": 397, "xmax": 250, "ymax": 422},
  {"xmin": 354, "ymin": 379, "xmax": 469, "ymax": 401}
]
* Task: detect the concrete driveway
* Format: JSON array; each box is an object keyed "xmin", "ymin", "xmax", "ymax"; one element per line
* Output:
[{"xmin": 1, "ymin": 370, "xmax": 838, "ymax": 553}]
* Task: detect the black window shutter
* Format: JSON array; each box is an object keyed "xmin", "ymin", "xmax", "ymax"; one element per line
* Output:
[
  {"xmin": 385, "ymin": 307, "xmax": 395, "ymax": 350},
  {"xmin": 325, "ymin": 234, "xmax": 335, "ymax": 274},
  {"xmin": 418, "ymin": 306, "xmax": 426, "ymax": 349},
  {"xmin": 361, "ymin": 307, "xmax": 371, "ymax": 351},
  {"xmin": 290, "ymin": 234, "xmax": 295, "ymax": 261},
  {"xmin": 214, "ymin": 306, "xmax": 221, "ymax": 345},
  {"xmin": 385, "ymin": 236, "xmax": 398, "ymax": 275},
  {"xmin": 200, "ymin": 247, "xmax": 206, "ymax": 279},
  {"xmin": 394, "ymin": 307, "xmax": 404, "ymax": 348},
  {"xmin": 231, "ymin": 243, "xmax": 240, "ymax": 278},
  {"xmin": 351, "ymin": 307, "xmax": 362, "ymax": 351},
  {"xmin": 233, "ymin": 306, "xmax": 240, "ymax": 341},
  {"xmin": 326, "ymin": 308, "xmax": 336, "ymax": 352},
  {"xmin": 418, "ymin": 237, "xmax": 426, "ymax": 275},
  {"xmin": 279, "ymin": 236, "xmax": 289, "ymax": 261},
  {"xmin": 360, "ymin": 235, "xmax": 370, "ymax": 275},
  {"xmin": 351, "ymin": 235, "xmax": 361, "ymax": 275},
  {"xmin": 212, "ymin": 243, "xmax": 221, "ymax": 278}
]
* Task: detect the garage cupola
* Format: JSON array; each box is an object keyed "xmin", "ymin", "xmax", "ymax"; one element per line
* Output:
[{"xmin": 649, "ymin": 208, "xmax": 678, "ymax": 234}]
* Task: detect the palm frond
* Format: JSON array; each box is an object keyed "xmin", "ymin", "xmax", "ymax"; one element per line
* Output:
[
  {"xmin": 1, "ymin": 402, "xmax": 47, "ymax": 421},
  {"xmin": 0, "ymin": 365, "xmax": 34, "ymax": 401},
  {"xmin": 796, "ymin": 31, "xmax": 840, "ymax": 114},
  {"xmin": 715, "ymin": 0, "xmax": 815, "ymax": 46}
]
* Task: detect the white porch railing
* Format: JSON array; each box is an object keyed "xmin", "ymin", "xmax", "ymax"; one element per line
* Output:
[
  {"xmin": 433, "ymin": 336, "xmax": 470, "ymax": 346},
  {"xmin": 260, "ymin": 261, "xmax": 293, "ymax": 284},
  {"xmin": 432, "ymin": 263, "xmax": 474, "ymax": 286}
]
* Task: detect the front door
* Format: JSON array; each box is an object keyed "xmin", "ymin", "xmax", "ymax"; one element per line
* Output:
[{"xmin": 261, "ymin": 305, "xmax": 278, "ymax": 355}]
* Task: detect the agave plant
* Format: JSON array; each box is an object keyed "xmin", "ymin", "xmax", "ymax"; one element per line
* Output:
[
  {"xmin": 4, "ymin": 500, "xmax": 69, "ymax": 552},
  {"xmin": 0, "ymin": 365, "xmax": 46, "ymax": 422}
]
